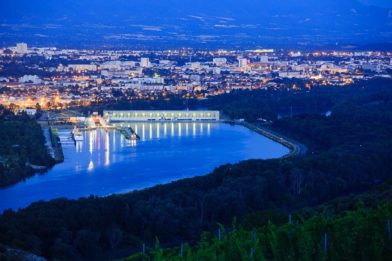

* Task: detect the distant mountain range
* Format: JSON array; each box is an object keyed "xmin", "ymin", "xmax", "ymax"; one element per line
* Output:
[{"xmin": 0, "ymin": 0, "xmax": 391, "ymax": 49}]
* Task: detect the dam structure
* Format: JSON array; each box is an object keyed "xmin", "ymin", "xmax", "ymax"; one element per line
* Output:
[{"xmin": 103, "ymin": 110, "xmax": 220, "ymax": 122}]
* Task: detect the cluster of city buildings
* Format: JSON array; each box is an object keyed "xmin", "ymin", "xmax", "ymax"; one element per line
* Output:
[{"xmin": 0, "ymin": 43, "xmax": 391, "ymax": 110}]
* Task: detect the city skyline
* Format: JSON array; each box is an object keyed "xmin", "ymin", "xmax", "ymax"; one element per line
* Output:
[{"xmin": 1, "ymin": 43, "xmax": 390, "ymax": 112}]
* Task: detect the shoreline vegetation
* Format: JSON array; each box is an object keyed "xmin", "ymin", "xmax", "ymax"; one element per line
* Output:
[{"xmin": 0, "ymin": 117, "xmax": 56, "ymax": 188}]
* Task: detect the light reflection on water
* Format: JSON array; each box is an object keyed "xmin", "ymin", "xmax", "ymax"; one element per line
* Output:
[
  {"xmin": 73, "ymin": 122, "xmax": 219, "ymax": 172},
  {"xmin": 110, "ymin": 122, "xmax": 212, "ymax": 143},
  {"xmin": 0, "ymin": 122, "xmax": 289, "ymax": 212}
]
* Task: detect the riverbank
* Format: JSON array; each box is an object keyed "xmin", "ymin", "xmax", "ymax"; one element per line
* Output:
[
  {"xmin": 224, "ymin": 120, "xmax": 307, "ymax": 158},
  {"xmin": 48, "ymin": 126, "xmax": 65, "ymax": 163}
]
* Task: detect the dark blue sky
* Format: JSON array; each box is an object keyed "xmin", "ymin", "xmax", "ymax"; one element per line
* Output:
[
  {"xmin": 0, "ymin": 0, "xmax": 391, "ymax": 49},
  {"xmin": 359, "ymin": 0, "xmax": 392, "ymax": 7}
]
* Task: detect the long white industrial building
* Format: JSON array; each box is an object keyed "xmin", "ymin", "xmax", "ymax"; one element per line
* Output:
[{"xmin": 103, "ymin": 110, "xmax": 219, "ymax": 122}]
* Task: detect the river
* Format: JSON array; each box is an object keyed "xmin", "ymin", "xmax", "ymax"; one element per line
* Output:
[{"xmin": 0, "ymin": 122, "xmax": 289, "ymax": 212}]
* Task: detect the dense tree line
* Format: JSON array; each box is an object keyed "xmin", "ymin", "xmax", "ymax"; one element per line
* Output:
[
  {"xmin": 85, "ymin": 78, "xmax": 392, "ymax": 122},
  {"xmin": 0, "ymin": 78, "xmax": 392, "ymax": 260},
  {"xmin": 0, "ymin": 110, "xmax": 55, "ymax": 187}
]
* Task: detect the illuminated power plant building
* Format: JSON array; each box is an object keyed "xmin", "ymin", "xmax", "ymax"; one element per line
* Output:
[{"xmin": 104, "ymin": 110, "xmax": 220, "ymax": 122}]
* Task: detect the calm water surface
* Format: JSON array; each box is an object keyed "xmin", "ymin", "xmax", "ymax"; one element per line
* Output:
[{"xmin": 0, "ymin": 123, "xmax": 288, "ymax": 212}]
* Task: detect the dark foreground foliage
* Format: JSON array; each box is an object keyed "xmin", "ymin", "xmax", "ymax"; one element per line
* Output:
[
  {"xmin": 122, "ymin": 204, "xmax": 392, "ymax": 260},
  {"xmin": 0, "ymin": 78, "xmax": 392, "ymax": 260}
]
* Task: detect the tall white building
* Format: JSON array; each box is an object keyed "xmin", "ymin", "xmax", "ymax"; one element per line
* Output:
[
  {"xmin": 140, "ymin": 57, "xmax": 151, "ymax": 68},
  {"xmin": 260, "ymin": 56, "xmax": 269, "ymax": 63},
  {"xmin": 213, "ymin": 58, "xmax": 227, "ymax": 66},
  {"xmin": 238, "ymin": 58, "xmax": 249, "ymax": 68},
  {"xmin": 190, "ymin": 62, "xmax": 201, "ymax": 70},
  {"xmin": 16, "ymin": 43, "xmax": 28, "ymax": 54}
]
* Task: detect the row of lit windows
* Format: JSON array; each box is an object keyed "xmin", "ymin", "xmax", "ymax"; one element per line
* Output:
[{"xmin": 105, "ymin": 112, "xmax": 218, "ymax": 118}]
